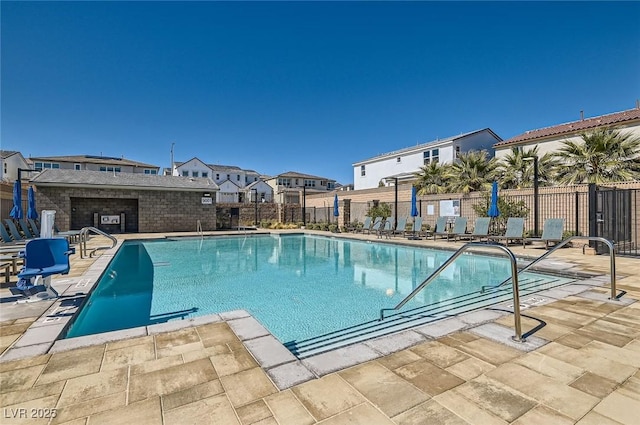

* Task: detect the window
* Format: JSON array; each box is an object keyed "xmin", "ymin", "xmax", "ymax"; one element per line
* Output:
[
  {"xmin": 295, "ymin": 179, "xmax": 299, "ymax": 185},
  {"xmin": 114, "ymin": 167, "xmax": 121, "ymax": 173},
  {"xmin": 74, "ymin": 164, "xmax": 81, "ymax": 171},
  {"xmin": 202, "ymin": 172, "xmax": 208, "ymax": 178},
  {"xmin": 216, "ymin": 173, "xmax": 220, "ymax": 180},
  {"xmin": 304, "ymin": 179, "xmax": 316, "ymax": 187},
  {"xmin": 327, "ymin": 182, "xmax": 334, "ymax": 189},
  {"xmin": 192, "ymin": 171, "xmax": 199, "ymax": 177},
  {"xmin": 182, "ymin": 171, "xmax": 189, "ymax": 177},
  {"xmin": 432, "ymin": 149, "xmax": 439, "ymax": 164},
  {"xmin": 360, "ymin": 165, "xmax": 366, "ymax": 176},
  {"xmin": 423, "ymin": 151, "xmax": 430, "ymax": 165},
  {"xmin": 455, "ymin": 146, "xmax": 461, "ymax": 158},
  {"xmin": 227, "ymin": 174, "xmax": 230, "ymax": 180},
  {"xmin": 3, "ymin": 163, "xmax": 6, "ymax": 174},
  {"xmin": 144, "ymin": 169, "xmax": 157, "ymax": 175},
  {"xmin": 278, "ymin": 178, "xmax": 291, "ymax": 187},
  {"xmin": 254, "ymin": 177, "xmax": 258, "ymax": 182},
  {"xmin": 237, "ymin": 175, "xmax": 240, "ymax": 181},
  {"xmin": 397, "ymin": 157, "xmax": 401, "ymax": 163},
  {"xmin": 99, "ymin": 166, "xmax": 106, "ymax": 172}
]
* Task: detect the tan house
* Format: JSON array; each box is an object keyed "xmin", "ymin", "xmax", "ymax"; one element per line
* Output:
[
  {"xmin": 494, "ymin": 106, "xmax": 640, "ymax": 159},
  {"xmin": 265, "ymin": 171, "xmax": 337, "ymax": 204}
]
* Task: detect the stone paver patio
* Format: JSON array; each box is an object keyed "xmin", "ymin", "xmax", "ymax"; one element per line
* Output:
[{"xmin": 0, "ymin": 230, "xmax": 638, "ymax": 424}]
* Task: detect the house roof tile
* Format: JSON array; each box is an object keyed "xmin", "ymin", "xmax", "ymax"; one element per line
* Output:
[{"xmin": 496, "ymin": 107, "xmax": 640, "ymax": 147}]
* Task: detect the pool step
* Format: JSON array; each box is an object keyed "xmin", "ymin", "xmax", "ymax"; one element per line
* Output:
[{"xmin": 286, "ymin": 276, "xmax": 570, "ymax": 358}]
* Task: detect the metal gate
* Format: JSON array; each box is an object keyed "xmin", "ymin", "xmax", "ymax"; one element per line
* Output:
[{"xmin": 590, "ymin": 185, "xmax": 639, "ymax": 256}]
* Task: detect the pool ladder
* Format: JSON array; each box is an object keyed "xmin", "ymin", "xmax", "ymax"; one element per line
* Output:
[
  {"xmin": 79, "ymin": 227, "xmax": 117, "ymax": 258},
  {"xmin": 380, "ymin": 237, "xmax": 618, "ymax": 343}
]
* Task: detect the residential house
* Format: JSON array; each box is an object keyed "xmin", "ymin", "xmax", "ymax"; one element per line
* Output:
[
  {"xmin": 1, "ymin": 150, "xmax": 30, "ymax": 182},
  {"xmin": 243, "ymin": 180, "xmax": 274, "ymax": 203},
  {"xmin": 27, "ymin": 154, "xmax": 161, "ymax": 175},
  {"xmin": 494, "ymin": 106, "xmax": 640, "ymax": 160},
  {"xmin": 352, "ymin": 129, "xmax": 501, "ymax": 190},
  {"xmin": 265, "ymin": 171, "xmax": 337, "ymax": 204}
]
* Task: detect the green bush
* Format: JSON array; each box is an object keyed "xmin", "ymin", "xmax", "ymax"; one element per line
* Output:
[
  {"xmin": 367, "ymin": 202, "xmax": 392, "ymax": 219},
  {"xmin": 328, "ymin": 224, "xmax": 338, "ymax": 233}
]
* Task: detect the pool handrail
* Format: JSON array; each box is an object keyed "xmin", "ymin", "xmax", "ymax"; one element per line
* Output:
[
  {"xmin": 79, "ymin": 227, "xmax": 117, "ymax": 258},
  {"xmin": 380, "ymin": 242, "xmax": 526, "ymax": 342},
  {"xmin": 481, "ymin": 236, "xmax": 618, "ymax": 301}
]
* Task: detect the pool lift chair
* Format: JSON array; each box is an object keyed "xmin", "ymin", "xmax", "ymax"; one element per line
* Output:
[{"xmin": 16, "ymin": 238, "xmax": 75, "ymax": 303}]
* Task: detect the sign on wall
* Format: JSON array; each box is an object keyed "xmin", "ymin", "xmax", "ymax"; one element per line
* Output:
[
  {"xmin": 100, "ymin": 215, "xmax": 120, "ymax": 225},
  {"xmin": 439, "ymin": 200, "xmax": 460, "ymax": 217},
  {"xmin": 201, "ymin": 197, "xmax": 213, "ymax": 205}
]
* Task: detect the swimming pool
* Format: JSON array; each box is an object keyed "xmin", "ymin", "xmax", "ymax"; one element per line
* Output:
[{"xmin": 64, "ymin": 234, "xmax": 575, "ymax": 344}]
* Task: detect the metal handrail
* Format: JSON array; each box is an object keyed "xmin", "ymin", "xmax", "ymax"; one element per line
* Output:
[
  {"xmin": 380, "ymin": 242, "xmax": 526, "ymax": 342},
  {"xmin": 196, "ymin": 219, "xmax": 203, "ymax": 239},
  {"xmin": 79, "ymin": 227, "xmax": 117, "ymax": 258},
  {"xmin": 482, "ymin": 236, "xmax": 618, "ymax": 300}
]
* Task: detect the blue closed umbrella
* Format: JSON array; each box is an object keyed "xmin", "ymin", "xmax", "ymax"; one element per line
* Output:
[
  {"xmin": 27, "ymin": 186, "xmax": 38, "ymax": 220},
  {"xmin": 9, "ymin": 180, "xmax": 23, "ymax": 219},
  {"xmin": 488, "ymin": 181, "xmax": 500, "ymax": 217},
  {"xmin": 410, "ymin": 186, "xmax": 419, "ymax": 217},
  {"xmin": 333, "ymin": 194, "xmax": 339, "ymax": 217}
]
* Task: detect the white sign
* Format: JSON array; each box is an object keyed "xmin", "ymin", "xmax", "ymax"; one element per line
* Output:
[
  {"xmin": 201, "ymin": 197, "xmax": 213, "ymax": 205},
  {"xmin": 439, "ymin": 200, "xmax": 460, "ymax": 217},
  {"xmin": 101, "ymin": 215, "xmax": 120, "ymax": 224},
  {"xmin": 426, "ymin": 205, "xmax": 435, "ymax": 216}
]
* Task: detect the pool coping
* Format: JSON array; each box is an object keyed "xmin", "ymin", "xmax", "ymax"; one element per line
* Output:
[{"xmin": 0, "ymin": 232, "xmax": 631, "ymax": 391}]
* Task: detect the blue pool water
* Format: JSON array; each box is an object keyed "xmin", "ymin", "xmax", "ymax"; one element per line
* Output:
[{"xmin": 65, "ymin": 234, "xmax": 574, "ymax": 343}]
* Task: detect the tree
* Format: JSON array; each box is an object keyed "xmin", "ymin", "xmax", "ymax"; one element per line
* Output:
[
  {"xmin": 446, "ymin": 150, "xmax": 498, "ymax": 194},
  {"xmin": 553, "ymin": 128, "xmax": 640, "ymax": 184},
  {"xmin": 413, "ymin": 161, "xmax": 450, "ymax": 195},
  {"xmin": 496, "ymin": 146, "xmax": 559, "ymax": 189}
]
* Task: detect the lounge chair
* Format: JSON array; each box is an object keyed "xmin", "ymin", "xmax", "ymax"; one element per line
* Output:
[
  {"xmin": 366, "ymin": 217, "xmax": 383, "ymax": 235},
  {"xmin": 28, "ymin": 219, "xmax": 41, "ymax": 237},
  {"xmin": 408, "ymin": 216, "xmax": 423, "ymax": 239},
  {"xmin": 4, "ymin": 220, "xmax": 30, "ymax": 243},
  {"xmin": 18, "ymin": 219, "xmax": 35, "ymax": 239},
  {"xmin": 377, "ymin": 220, "xmax": 393, "ymax": 239},
  {"xmin": 432, "ymin": 217, "xmax": 450, "ymax": 240},
  {"xmin": 392, "ymin": 217, "xmax": 408, "ymax": 236},
  {"xmin": 489, "ymin": 217, "xmax": 525, "ymax": 246},
  {"xmin": 355, "ymin": 217, "xmax": 372, "ymax": 233},
  {"xmin": 448, "ymin": 217, "xmax": 468, "ymax": 241},
  {"xmin": 0, "ymin": 224, "xmax": 17, "ymax": 244},
  {"xmin": 524, "ymin": 218, "xmax": 564, "ymax": 249},
  {"xmin": 465, "ymin": 217, "xmax": 491, "ymax": 242}
]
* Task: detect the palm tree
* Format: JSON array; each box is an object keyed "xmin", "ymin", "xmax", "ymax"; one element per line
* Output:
[
  {"xmin": 554, "ymin": 128, "xmax": 640, "ymax": 184},
  {"xmin": 446, "ymin": 150, "xmax": 497, "ymax": 194},
  {"xmin": 413, "ymin": 161, "xmax": 450, "ymax": 195},
  {"xmin": 497, "ymin": 146, "xmax": 559, "ymax": 189}
]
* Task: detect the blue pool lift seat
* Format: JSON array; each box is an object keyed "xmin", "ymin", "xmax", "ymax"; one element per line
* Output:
[{"xmin": 17, "ymin": 238, "xmax": 74, "ymax": 284}]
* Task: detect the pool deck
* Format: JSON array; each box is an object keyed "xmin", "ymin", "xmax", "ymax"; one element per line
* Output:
[{"xmin": 0, "ymin": 230, "xmax": 639, "ymax": 424}]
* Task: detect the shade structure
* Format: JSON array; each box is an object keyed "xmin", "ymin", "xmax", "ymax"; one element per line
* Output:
[
  {"xmin": 9, "ymin": 180, "xmax": 23, "ymax": 219},
  {"xmin": 410, "ymin": 186, "xmax": 419, "ymax": 217},
  {"xmin": 488, "ymin": 181, "xmax": 500, "ymax": 218},
  {"xmin": 333, "ymin": 194, "xmax": 339, "ymax": 217},
  {"xmin": 27, "ymin": 186, "xmax": 38, "ymax": 220}
]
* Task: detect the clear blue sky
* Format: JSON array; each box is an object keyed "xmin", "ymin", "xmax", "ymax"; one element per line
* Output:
[{"xmin": 2, "ymin": 1, "xmax": 639, "ymax": 185}]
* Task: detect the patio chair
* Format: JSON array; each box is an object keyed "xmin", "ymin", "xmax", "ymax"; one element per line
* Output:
[
  {"xmin": 448, "ymin": 217, "xmax": 468, "ymax": 241},
  {"xmin": 489, "ymin": 217, "xmax": 525, "ymax": 246},
  {"xmin": 408, "ymin": 216, "xmax": 423, "ymax": 239},
  {"xmin": 466, "ymin": 217, "xmax": 491, "ymax": 242},
  {"xmin": 366, "ymin": 217, "xmax": 383, "ymax": 235},
  {"xmin": 28, "ymin": 219, "xmax": 41, "ymax": 237},
  {"xmin": 524, "ymin": 218, "xmax": 565, "ymax": 249},
  {"xmin": 18, "ymin": 219, "xmax": 35, "ymax": 239},
  {"xmin": 432, "ymin": 217, "xmax": 449, "ymax": 240},
  {"xmin": 355, "ymin": 217, "xmax": 372, "ymax": 233},
  {"xmin": 392, "ymin": 217, "xmax": 408, "ymax": 236},
  {"xmin": 17, "ymin": 238, "xmax": 74, "ymax": 290},
  {"xmin": 377, "ymin": 220, "xmax": 393, "ymax": 239},
  {"xmin": 0, "ymin": 223, "xmax": 17, "ymax": 244}
]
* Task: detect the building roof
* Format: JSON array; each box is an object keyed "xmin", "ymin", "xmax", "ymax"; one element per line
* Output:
[
  {"xmin": 353, "ymin": 128, "xmax": 501, "ymax": 165},
  {"xmin": 30, "ymin": 169, "xmax": 219, "ymax": 191},
  {"xmin": 268, "ymin": 171, "xmax": 336, "ymax": 182},
  {"xmin": 1, "ymin": 150, "xmax": 21, "ymax": 160},
  {"xmin": 496, "ymin": 107, "xmax": 640, "ymax": 147},
  {"xmin": 28, "ymin": 154, "xmax": 159, "ymax": 168}
]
